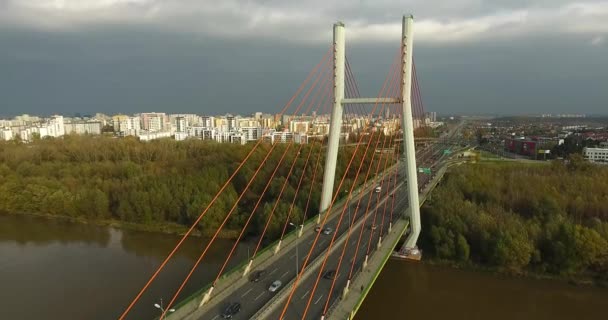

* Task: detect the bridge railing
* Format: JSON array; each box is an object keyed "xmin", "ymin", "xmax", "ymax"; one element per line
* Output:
[{"xmin": 166, "ymin": 162, "xmax": 403, "ymax": 319}]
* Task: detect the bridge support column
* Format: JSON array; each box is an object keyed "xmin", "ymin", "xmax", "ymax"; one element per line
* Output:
[
  {"xmin": 400, "ymin": 15, "xmax": 422, "ymax": 249},
  {"xmin": 242, "ymin": 259, "xmax": 253, "ymax": 277},
  {"xmin": 199, "ymin": 286, "xmax": 214, "ymax": 307},
  {"xmin": 274, "ymin": 239, "xmax": 282, "ymax": 254},
  {"xmin": 319, "ymin": 22, "xmax": 346, "ymax": 216},
  {"xmin": 377, "ymin": 236, "xmax": 382, "ymax": 249},
  {"xmin": 388, "ymin": 221, "xmax": 392, "ymax": 233},
  {"xmin": 363, "ymin": 254, "xmax": 369, "ymax": 269},
  {"xmin": 342, "ymin": 279, "xmax": 351, "ymax": 299},
  {"xmin": 298, "ymin": 224, "xmax": 304, "ymax": 237}
]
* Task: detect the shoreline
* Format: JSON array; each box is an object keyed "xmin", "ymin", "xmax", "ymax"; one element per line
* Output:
[
  {"xmin": 0, "ymin": 210, "xmax": 240, "ymax": 239},
  {"xmin": 420, "ymin": 257, "xmax": 608, "ymax": 288},
  {"xmin": 4, "ymin": 211, "xmax": 606, "ymax": 288}
]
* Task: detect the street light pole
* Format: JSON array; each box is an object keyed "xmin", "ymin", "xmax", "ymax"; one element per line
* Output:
[{"xmin": 154, "ymin": 298, "xmax": 175, "ymax": 317}]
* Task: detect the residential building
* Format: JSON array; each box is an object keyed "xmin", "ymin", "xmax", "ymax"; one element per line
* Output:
[
  {"xmin": 140, "ymin": 112, "xmax": 167, "ymax": 132},
  {"xmin": 583, "ymin": 147, "xmax": 608, "ymax": 164},
  {"xmin": 0, "ymin": 128, "xmax": 13, "ymax": 141},
  {"xmin": 64, "ymin": 120, "xmax": 103, "ymax": 135}
]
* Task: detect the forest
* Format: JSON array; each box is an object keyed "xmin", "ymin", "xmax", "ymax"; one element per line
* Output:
[
  {"xmin": 420, "ymin": 158, "xmax": 608, "ymax": 281},
  {"xmin": 0, "ymin": 135, "xmax": 393, "ymax": 239}
]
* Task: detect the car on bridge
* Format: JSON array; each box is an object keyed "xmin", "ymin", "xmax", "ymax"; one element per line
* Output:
[
  {"xmin": 249, "ymin": 269, "xmax": 266, "ymax": 283},
  {"xmin": 269, "ymin": 280, "xmax": 282, "ymax": 292},
  {"xmin": 323, "ymin": 227, "xmax": 333, "ymax": 235},
  {"xmin": 315, "ymin": 226, "xmax": 322, "ymax": 233},
  {"xmin": 221, "ymin": 302, "xmax": 241, "ymax": 319},
  {"xmin": 323, "ymin": 270, "xmax": 337, "ymax": 280}
]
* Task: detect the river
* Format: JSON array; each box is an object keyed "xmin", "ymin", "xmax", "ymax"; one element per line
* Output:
[
  {"xmin": 2, "ymin": 214, "xmax": 607, "ymax": 320},
  {"xmin": 356, "ymin": 260, "xmax": 608, "ymax": 320},
  {"xmin": 0, "ymin": 214, "xmax": 249, "ymax": 320}
]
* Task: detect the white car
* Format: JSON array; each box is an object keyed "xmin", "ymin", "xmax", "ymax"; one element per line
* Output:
[
  {"xmin": 269, "ymin": 280, "xmax": 282, "ymax": 292},
  {"xmin": 323, "ymin": 227, "xmax": 333, "ymax": 235}
]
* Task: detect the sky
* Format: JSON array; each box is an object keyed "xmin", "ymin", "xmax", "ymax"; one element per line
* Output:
[{"xmin": 0, "ymin": 0, "xmax": 607, "ymax": 117}]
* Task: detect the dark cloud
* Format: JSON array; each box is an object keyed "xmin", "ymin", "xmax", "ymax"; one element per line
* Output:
[
  {"xmin": 1, "ymin": 26, "xmax": 606, "ymax": 117},
  {"xmin": 0, "ymin": 1, "xmax": 607, "ymax": 117}
]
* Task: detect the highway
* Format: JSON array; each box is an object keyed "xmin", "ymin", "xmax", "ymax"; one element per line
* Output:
[
  {"xmin": 195, "ymin": 170, "xmax": 400, "ymax": 320},
  {"xmin": 272, "ymin": 130, "xmax": 466, "ymax": 319},
  {"xmin": 265, "ymin": 182, "xmax": 408, "ymax": 319},
  {"xmin": 190, "ymin": 122, "xmax": 466, "ymax": 320}
]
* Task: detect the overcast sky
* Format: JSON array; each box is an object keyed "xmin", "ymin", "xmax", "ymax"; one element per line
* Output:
[{"xmin": 1, "ymin": 0, "xmax": 607, "ymax": 117}]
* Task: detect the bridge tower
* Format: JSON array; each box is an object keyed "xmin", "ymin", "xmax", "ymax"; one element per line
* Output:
[
  {"xmin": 400, "ymin": 15, "xmax": 421, "ymax": 248},
  {"xmin": 319, "ymin": 15, "xmax": 421, "ymax": 247}
]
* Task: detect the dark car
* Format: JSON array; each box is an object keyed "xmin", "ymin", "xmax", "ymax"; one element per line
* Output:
[
  {"xmin": 221, "ymin": 302, "xmax": 241, "ymax": 319},
  {"xmin": 249, "ymin": 270, "xmax": 266, "ymax": 283},
  {"xmin": 323, "ymin": 270, "xmax": 337, "ymax": 279}
]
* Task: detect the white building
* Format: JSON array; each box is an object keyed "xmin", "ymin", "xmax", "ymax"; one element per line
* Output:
[
  {"xmin": 174, "ymin": 132, "xmax": 189, "ymax": 141},
  {"xmin": 46, "ymin": 116, "xmax": 65, "ymax": 137},
  {"xmin": 175, "ymin": 117, "xmax": 187, "ymax": 133},
  {"xmin": 583, "ymin": 147, "xmax": 608, "ymax": 164},
  {"xmin": 0, "ymin": 128, "xmax": 13, "ymax": 141},
  {"xmin": 241, "ymin": 127, "xmax": 262, "ymax": 141},
  {"xmin": 140, "ymin": 112, "xmax": 167, "ymax": 132},
  {"xmin": 201, "ymin": 116, "xmax": 215, "ymax": 128},
  {"xmin": 64, "ymin": 120, "xmax": 102, "ymax": 135},
  {"xmin": 290, "ymin": 120, "xmax": 310, "ymax": 134},
  {"xmin": 138, "ymin": 131, "xmax": 172, "ymax": 141},
  {"xmin": 230, "ymin": 134, "xmax": 246, "ymax": 145},
  {"xmin": 112, "ymin": 115, "xmax": 141, "ymax": 136}
]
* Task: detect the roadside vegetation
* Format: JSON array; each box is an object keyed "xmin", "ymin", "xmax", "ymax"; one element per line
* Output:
[
  {"xmin": 420, "ymin": 157, "xmax": 608, "ymax": 282},
  {"xmin": 0, "ymin": 135, "xmax": 391, "ymax": 238}
]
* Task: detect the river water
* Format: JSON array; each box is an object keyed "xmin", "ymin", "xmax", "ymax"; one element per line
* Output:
[
  {"xmin": 2, "ymin": 214, "xmax": 607, "ymax": 320},
  {"xmin": 0, "ymin": 214, "xmax": 250, "ymax": 320},
  {"xmin": 356, "ymin": 260, "xmax": 608, "ymax": 320}
]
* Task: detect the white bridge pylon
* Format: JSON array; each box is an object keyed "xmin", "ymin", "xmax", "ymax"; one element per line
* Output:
[{"xmin": 318, "ymin": 15, "xmax": 421, "ymax": 248}]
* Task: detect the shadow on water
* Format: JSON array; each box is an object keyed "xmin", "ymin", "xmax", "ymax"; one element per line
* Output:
[{"xmin": 0, "ymin": 214, "xmax": 111, "ymax": 246}]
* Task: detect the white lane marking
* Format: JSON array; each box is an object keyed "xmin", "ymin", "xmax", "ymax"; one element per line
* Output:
[
  {"xmin": 290, "ymin": 254, "xmax": 296, "ymax": 259},
  {"xmin": 211, "ymin": 315, "xmax": 219, "ymax": 320},
  {"xmin": 281, "ymin": 270, "xmax": 289, "ymax": 279},
  {"xmin": 241, "ymin": 288, "xmax": 253, "ymax": 298},
  {"xmin": 254, "ymin": 291, "xmax": 265, "ymax": 301},
  {"xmin": 351, "ymin": 240, "xmax": 356, "ymax": 246},
  {"xmin": 314, "ymin": 294, "xmax": 324, "ymax": 305},
  {"xmin": 269, "ymin": 268, "xmax": 278, "ymax": 276},
  {"xmin": 301, "ymin": 289, "xmax": 311, "ymax": 300}
]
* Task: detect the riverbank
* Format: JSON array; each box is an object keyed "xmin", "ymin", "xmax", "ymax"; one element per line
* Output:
[
  {"xmin": 420, "ymin": 257, "xmax": 608, "ymax": 288},
  {"xmin": 0, "ymin": 210, "xmax": 243, "ymax": 239}
]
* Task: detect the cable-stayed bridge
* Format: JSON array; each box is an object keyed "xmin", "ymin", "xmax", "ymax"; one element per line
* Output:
[{"xmin": 117, "ymin": 15, "xmax": 465, "ymax": 320}]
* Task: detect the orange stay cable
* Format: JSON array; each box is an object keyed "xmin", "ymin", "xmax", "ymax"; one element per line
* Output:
[
  {"xmin": 364, "ymin": 78, "xmax": 401, "ymax": 257},
  {"xmin": 314, "ymin": 61, "xmax": 401, "ymax": 318},
  {"xmin": 378, "ymin": 108, "xmax": 400, "ymax": 237},
  {"xmin": 159, "ymin": 52, "xmax": 333, "ymax": 319},
  {"xmin": 302, "ymin": 90, "xmax": 394, "ymax": 319},
  {"xmin": 249, "ymin": 66, "xmax": 333, "ymax": 258},
  {"xmin": 213, "ymin": 63, "xmax": 333, "ymax": 283},
  {"xmin": 117, "ymin": 47, "xmax": 331, "ymax": 320},
  {"xmin": 278, "ymin": 69, "xmax": 333, "ymax": 238},
  {"xmin": 281, "ymin": 53, "xmax": 399, "ymax": 320}
]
